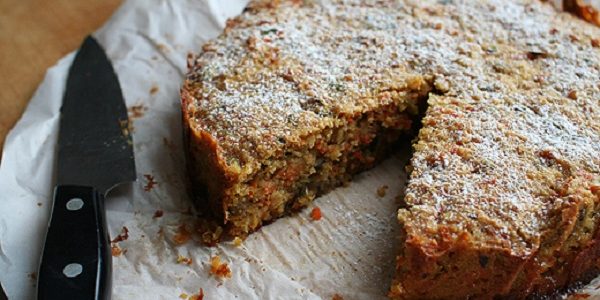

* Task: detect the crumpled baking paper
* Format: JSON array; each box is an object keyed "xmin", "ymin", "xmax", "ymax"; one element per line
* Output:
[{"xmin": 1, "ymin": 0, "xmax": 599, "ymax": 299}]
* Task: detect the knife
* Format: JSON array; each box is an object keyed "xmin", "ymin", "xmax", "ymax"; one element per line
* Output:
[{"xmin": 37, "ymin": 36, "xmax": 136, "ymax": 300}]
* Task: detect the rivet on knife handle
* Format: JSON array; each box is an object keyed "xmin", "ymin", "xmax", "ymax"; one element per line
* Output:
[{"xmin": 38, "ymin": 185, "xmax": 111, "ymax": 300}]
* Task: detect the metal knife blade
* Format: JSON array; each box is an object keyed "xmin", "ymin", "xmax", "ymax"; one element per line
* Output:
[
  {"xmin": 38, "ymin": 36, "xmax": 136, "ymax": 300},
  {"xmin": 57, "ymin": 36, "xmax": 136, "ymax": 194}
]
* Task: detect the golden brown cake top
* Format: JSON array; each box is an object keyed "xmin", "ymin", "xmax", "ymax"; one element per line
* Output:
[
  {"xmin": 183, "ymin": 0, "xmax": 600, "ymax": 256},
  {"xmin": 183, "ymin": 0, "xmax": 435, "ymax": 171}
]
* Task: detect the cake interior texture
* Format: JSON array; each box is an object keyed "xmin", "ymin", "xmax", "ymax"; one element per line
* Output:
[{"xmin": 181, "ymin": 0, "xmax": 600, "ymax": 298}]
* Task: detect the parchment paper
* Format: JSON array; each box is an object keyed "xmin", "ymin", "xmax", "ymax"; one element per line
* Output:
[{"xmin": 1, "ymin": 1, "xmax": 599, "ymax": 299}]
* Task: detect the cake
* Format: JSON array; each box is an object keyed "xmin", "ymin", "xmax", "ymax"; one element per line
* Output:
[
  {"xmin": 181, "ymin": 0, "xmax": 430, "ymax": 238},
  {"xmin": 181, "ymin": 0, "xmax": 600, "ymax": 298}
]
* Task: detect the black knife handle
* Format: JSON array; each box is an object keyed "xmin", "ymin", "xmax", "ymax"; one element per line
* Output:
[{"xmin": 38, "ymin": 185, "xmax": 111, "ymax": 300}]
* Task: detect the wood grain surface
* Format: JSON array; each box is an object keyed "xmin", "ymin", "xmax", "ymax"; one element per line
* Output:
[{"xmin": 0, "ymin": 0, "xmax": 122, "ymax": 156}]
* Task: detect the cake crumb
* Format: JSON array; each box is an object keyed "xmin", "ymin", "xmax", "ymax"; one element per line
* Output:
[
  {"xmin": 173, "ymin": 224, "xmax": 192, "ymax": 245},
  {"xmin": 157, "ymin": 43, "xmax": 170, "ymax": 53},
  {"xmin": 187, "ymin": 52, "xmax": 195, "ymax": 68},
  {"xmin": 376, "ymin": 185, "xmax": 389, "ymax": 197},
  {"xmin": 196, "ymin": 218, "xmax": 224, "ymax": 246},
  {"xmin": 119, "ymin": 119, "xmax": 134, "ymax": 136},
  {"xmin": 128, "ymin": 104, "xmax": 148, "ymax": 119},
  {"xmin": 569, "ymin": 34, "xmax": 579, "ymax": 42},
  {"xmin": 209, "ymin": 256, "xmax": 232, "ymax": 279},
  {"xmin": 233, "ymin": 237, "xmax": 243, "ymax": 247},
  {"xmin": 332, "ymin": 294, "xmax": 344, "ymax": 300},
  {"xmin": 111, "ymin": 227, "xmax": 129, "ymax": 257},
  {"xmin": 568, "ymin": 90, "xmax": 578, "ymax": 100},
  {"xmin": 111, "ymin": 226, "xmax": 129, "ymax": 243},
  {"xmin": 143, "ymin": 174, "xmax": 158, "ymax": 192},
  {"xmin": 153, "ymin": 209, "xmax": 164, "ymax": 219},
  {"xmin": 150, "ymin": 85, "xmax": 159, "ymax": 95},
  {"xmin": 310, "ymin": 207, "xmax": 322, "ymax": 221},
  {"xmin": 111, "ymin": 244, "xmax": 123, "ymax": 257},
  {"xmin": 177, "ymin": 254, "xmax": 193, "ymax": 265},
  {"xmin": 190, "ymin": 288, "xmax": 204, "ymax": 300},
  {"xmin": 28, "ymin": 272, "xmax": 37, "ymax": 281}
]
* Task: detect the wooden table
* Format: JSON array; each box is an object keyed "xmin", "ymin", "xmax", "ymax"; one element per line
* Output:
[{"xmin": 0, "ymin": 0, "xmax": 123, "ymax": 156}]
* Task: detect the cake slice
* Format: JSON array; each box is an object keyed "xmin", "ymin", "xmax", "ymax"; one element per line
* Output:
[
  {"xmin": 182, "ymin": 0, "xmax": 600, "ymax": 297},
  {"xmin": 181, "ymin": 0, "xmax": 430, "ymax": 238}
]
